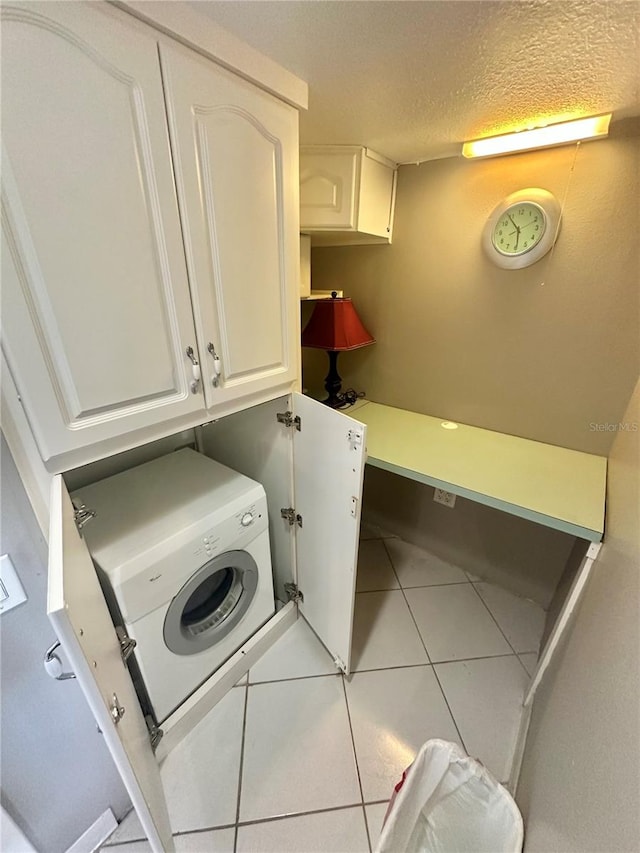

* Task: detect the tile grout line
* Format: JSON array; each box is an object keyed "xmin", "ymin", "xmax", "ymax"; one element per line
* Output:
[
  {"xmin": 233, "ymin": 680, "xmax": 250, "ymax": 852},
  {"xmin": 467, "ymin": 583, "xmax": 539, "ymax": 769},
  {"xmin": 382, "ymin": 541, "xmax": 469, "ymax": 753},
  {"xmin": 472, "ymin": 582, "xmax": 546, "ymax": 659},
  {"xmin": 173, "ymin": 822, "xmax": 235, "ymax": 839},
  {"xmin": 353, "ymin": 652, "xmax": 522, "ymax": 671},
  {"xmin": 245, "ymin": 655, "xmax": 523, "ymax": 688},
  {"xmin": 249, "ymin": 670, "xmax": 342, "ymax": 687},
  {"xmin": 361, "ymin": 538, "xmax": 539, "ymax": 671},
  {"xmin": 386, "ymin": 547, "xmax": 401, "ymax": 590},
  {"xmin": 236, "ymin": 801, "xmax": 369, "ymax": 829},
  {"xmin": 515, "ymin": 652, "xmax": 538, "ymax": 677},
  {"xmin": 468, "ymin": 583, "xmax": 542, "ymax": 676},
  {"xmin": 340, "ymin": 672, "xmax": 373, "ymax": 853},
  {"xmin": 469, "ymin": 582, "xmax": 522, "ymax": 657},
  {"xmin": 356, "ymin": 580, "xmax": 471, "ymax": 594},
  {"xmin": 105, "ymin": 801, "xmax": 390, "ymax": 849}
]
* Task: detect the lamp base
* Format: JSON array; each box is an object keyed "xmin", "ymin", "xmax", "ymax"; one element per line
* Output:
[
  {"xmin": 322, "ymin": 351, "xmax": 344, "ymax": 408},
  {"xmin": 323, "ymin": 393, "xmax": 359, "ymax": 409}
]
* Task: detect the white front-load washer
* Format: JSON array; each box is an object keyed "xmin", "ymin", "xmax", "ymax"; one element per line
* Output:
[{"xmin": 72, "ymin": 448, "xmax": 275, "ymax": 723}]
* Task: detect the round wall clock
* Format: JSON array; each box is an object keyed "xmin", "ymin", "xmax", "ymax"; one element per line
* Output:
[{"xmin": 482, "ymin": 188, "xmax": 561, "ymax": 270}]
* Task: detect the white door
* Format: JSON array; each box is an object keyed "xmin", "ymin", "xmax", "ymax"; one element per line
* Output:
[
  {"xmin": 292, "ymin": 394, "xmax": 367, "ymax": 674},
  {"xmin": 1, "ymin": 3, "xmax": 204, "ymax": 473},
  {"xmin": 159, "ymin": 43, "xmax": 300, "ymax": 411},
  {"xmin": 48, "ymin": 476, "xmax": 174, "ymax": 853}
]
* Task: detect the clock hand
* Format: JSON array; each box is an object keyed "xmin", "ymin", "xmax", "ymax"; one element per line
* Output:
[{"xmin": 507, "ymin": 213, "xmax": 522, "ymax": 249}]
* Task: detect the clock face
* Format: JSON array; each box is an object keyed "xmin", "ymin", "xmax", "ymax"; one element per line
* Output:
[{"xmin": 492, "ymin": 202, "xmax": 547, "ymax": 256}]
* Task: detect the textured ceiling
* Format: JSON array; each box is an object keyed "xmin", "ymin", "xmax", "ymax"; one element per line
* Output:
[{"xmin": 192, "ymin": 0, "xmax": 640, "ymax": 163}]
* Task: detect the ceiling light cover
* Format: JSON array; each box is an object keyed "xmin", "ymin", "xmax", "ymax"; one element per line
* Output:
[{"xmin": 462, "ymin": 114, "xmax": 611, "ymax": 159}]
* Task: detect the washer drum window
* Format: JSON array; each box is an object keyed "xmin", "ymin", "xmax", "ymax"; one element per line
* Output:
[{"xmin": 163, "ymin": 550, "xmax": 258, "ymax": 656}]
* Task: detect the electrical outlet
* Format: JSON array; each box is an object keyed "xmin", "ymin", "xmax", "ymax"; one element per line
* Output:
[{"xmin": 433, "ymin": 489, "xmax": 456, "ymax": 508}]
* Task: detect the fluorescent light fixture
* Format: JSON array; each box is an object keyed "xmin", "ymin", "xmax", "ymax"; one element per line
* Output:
[{"xmin": 462, "ymin": 114, "xmax": 611, "ymax": 159}]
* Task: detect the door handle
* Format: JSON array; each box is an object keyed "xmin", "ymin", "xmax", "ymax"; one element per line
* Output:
[
  {"xmin": 186, "ymin": 346, "xmax": 201, "ymax": 394},
  {"xmin": 207, "ymin": 343, "xmax": 222, "ymax": 387},
  {"xmin": 43, "ymin": 640, "xmax": 76, "ymax": 681}
]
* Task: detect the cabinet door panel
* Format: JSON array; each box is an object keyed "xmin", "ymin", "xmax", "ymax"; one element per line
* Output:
[
  {"xmin": 1, "ymin": 3, "xmax": 204, "ymax": 470},
  {"xmin": 299, "ymin": 150, "xmax": 358, "ymax": 230},
  {"xmin": 292, "ymin": 393, "xmax": 366, "ymax": 675},
  {"xmin": 48, "ymin": 476, "xmax": 173, "ymax": 853},
  {"xmin": 160, "ymin": 44, "xmax": 299, "ymax": 409}
]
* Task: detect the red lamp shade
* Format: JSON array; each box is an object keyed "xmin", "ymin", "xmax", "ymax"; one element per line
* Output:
[{"xmin": 301, "ymin": 294, "xmax": 375, "ymax": 351}]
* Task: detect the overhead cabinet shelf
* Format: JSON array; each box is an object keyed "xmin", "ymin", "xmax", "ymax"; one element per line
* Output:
[{"xmin": 300, "ymin": 146, "xmax": 397, "ymax": 247}]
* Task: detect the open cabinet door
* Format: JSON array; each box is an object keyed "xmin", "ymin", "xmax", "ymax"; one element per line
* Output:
[
  {"xmin": 292, "ymin": 394, "xmax": 367, "ymax": 674},
  {"xmin": 47, "ymin": 476, "xmax": 174, "ymax": 853}
]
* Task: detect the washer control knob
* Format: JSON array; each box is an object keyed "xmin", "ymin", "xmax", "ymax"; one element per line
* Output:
[{"xmin": 241, "ymin": 512, "xmax": 254, "ymax": 527}]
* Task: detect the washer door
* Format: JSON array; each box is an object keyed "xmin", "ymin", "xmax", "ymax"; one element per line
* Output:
[{"xmin": 163, "ymin": 550, "xmax": 258, "ymax": 656}]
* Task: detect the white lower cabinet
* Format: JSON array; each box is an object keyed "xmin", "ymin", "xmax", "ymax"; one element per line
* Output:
[
  {"xmin": 48, "ymin": 393, "xmax": 367, "ymax": 852},
  {"xmin": 1, "ymin": 2, "xmax": 300, "ymax": 474}
]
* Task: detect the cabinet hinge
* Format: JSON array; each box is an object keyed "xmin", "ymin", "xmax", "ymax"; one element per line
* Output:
[
  {"xmin": 333, "ymin": 656, "xmax": 347, "ymax": 674},
  {"xmin": 145, "ymin": 714, "xmax": 163, "ymax": 752},
  {"xmin": 109, "ymin": 693, "xmax": 125, "ymax": 725},
  {"xmin": 284, "ymin": 582, "xmax": 304, "ymax": 604},
  {"xmin": 276, "ymin": 411, "xmax": 301, "ymax": 431},
  {"xmin": 72, "ymin": 500, "xmax": 96, "ymax": 534},
  {"xmin": 347, "ymin": 429, "xmax": 363, "ymax": 451},
  {"xmin": 115, "ymin": 625, "xmax": 137, "ymax": 663},
  {"xmin": 281, "ymin": 507, "xmax": 303, "ymax": 527}
]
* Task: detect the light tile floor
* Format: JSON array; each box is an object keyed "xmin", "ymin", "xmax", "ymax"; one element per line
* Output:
[{"xmin": 104, "ymin": 529, "xmax": 544, "ymax": 853}]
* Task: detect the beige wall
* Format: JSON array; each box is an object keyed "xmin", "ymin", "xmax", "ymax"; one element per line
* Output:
[
  {"xmin": 516, "ymin": 379, "xmax": 640, "ymax": 851},
  {"xmin": 306, "ymin": 124, "xmax": 640, "ymax": 455}
]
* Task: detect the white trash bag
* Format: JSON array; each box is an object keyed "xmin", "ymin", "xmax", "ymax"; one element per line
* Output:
[{"xmin": 376, "ymin": 740, "xmax": 524, "ymax": 853}]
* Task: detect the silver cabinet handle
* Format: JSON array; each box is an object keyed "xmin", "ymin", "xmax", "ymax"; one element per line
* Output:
[
  {"xmin": 207, "ymin": 342, "xmax": 222, "ymax": 387},
  {"xmin": 44, "ymin": 640, "xmax": 76, "ymax": 681},
  {"xmin": 186, "ymin": 346, "xmax": 201, "ymax": 394}
]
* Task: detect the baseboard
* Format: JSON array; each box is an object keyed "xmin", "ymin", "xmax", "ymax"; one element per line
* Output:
[
  {"xmin": 65, "ymin": 809, "xmax": 117, "ymax": 853},
  {"xmin": 506, "ymin": 702, "xmax": 533, "ymax": 795}
]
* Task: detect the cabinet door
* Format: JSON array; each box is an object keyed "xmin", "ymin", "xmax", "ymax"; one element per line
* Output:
[
  {"xmin": 1, "ymin": 3, "xmax": 204, "ymax": 473},
  {"xmin": 300, "ymin": 149, "xmax": 359, "ymax": 230},
  {"xmin": 292, "ymin": 394, "xmax": 367, "ymax": 674},
  {"xmin": 48, "ymin": 476, "xmax": 173, "ymax": 853},
  {"xmin": 160, "ymin": 44, "xmax": 300, "ymax": 411}
]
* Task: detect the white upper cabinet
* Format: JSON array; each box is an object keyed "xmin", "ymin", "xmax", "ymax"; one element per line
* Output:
[
  {"xmin": 1, "ymin": 3, "xmax": 302, "ymax": 474},
  {"xmin": 1, "ymin": 3, "xmax": 205, "ymax": 473},
  {"xmin": 300, "ymin": 146, "xmax": 397, "ymax": 247},
  {"xmin": 160, "ymin": 44, "xmax": 300, "ymax": 411}
]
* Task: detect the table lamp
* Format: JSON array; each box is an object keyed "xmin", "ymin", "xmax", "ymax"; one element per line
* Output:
[{"xmin": 301, "ymin": 291, "xmax": 375, "ymax": 408}]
